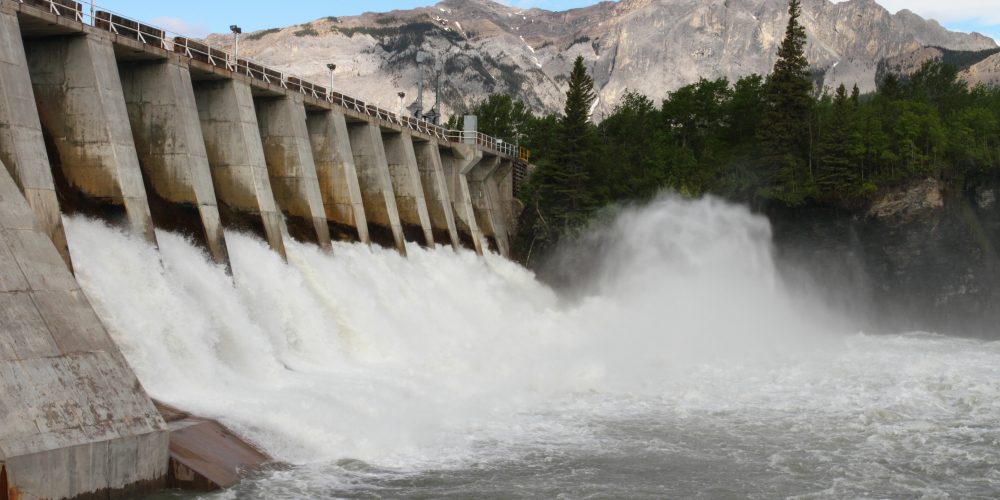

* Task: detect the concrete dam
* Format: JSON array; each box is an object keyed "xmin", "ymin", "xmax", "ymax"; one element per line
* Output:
[{"xmin": 0, "ymin": 0, "xmax": 528, "ymax": 497}]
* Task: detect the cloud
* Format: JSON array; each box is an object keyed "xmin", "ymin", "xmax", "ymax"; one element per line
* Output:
[{"xmin": 150, "ymin": 16, "xmax": 211, "ymax": 38}]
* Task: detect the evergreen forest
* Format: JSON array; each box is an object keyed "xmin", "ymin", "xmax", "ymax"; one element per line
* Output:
[{"xmin": 458, "ymin": 0, "xmax": 1000, "ymax": 262}]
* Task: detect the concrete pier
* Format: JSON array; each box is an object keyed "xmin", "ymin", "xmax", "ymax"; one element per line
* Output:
[
  {"xmin": 305, "ymin": 110, "xmax": 370, "ymax": 244},
  {"xmin": 348, "ymin": 122, "xmax": 406, "ymax": 255},
  {"xmin": 119, "ymin": 60, "xmax": 231, "ymax": 266},
  {"xmin": 0, "ymin": 10, "xmax": 70, "ymax": 269},
  {"xmin": 382, "ymin": 130, "xmax": 434, "ymax": 247},
  {"xmin": 24, "ymin": 34, "xmax": 157, "ymax": 244},
  {"xmin": 468, "ymin": 156, "xmax": 510, "ymax": 257},
  {"xmin": 413, "ymin": 139, "xmax": 460, "ymax": 249},
  {"xmin": 193, "ymin": 79, "xmax": 287, "ymax": 259},
  {"xmin": 440, "ymin": 145, "xmax": 485, "ymax": 255},
  {"xmin": 0, "ymin": 161, "xmax": 168, "ymax": 499},
  {"xmin": 255, "ymin": 95, "xmax": 331, "ymax": 250}
]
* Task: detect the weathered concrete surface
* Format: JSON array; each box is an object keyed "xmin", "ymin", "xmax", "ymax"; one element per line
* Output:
[
  {"xmin": 491, "ymin": 159, "xmax": 515, "ymax": 252},
  {"xmin": 193, "ymin": 79, "xmax": 287, "ymax": 260},
  {"xmin": 440, "ymin": 145, "xmax": 485, "ymax": 255},
  {"xmin": 468, "ymin": 155, "xmax": 510, "ymax": 257},
  {"xmin": 414, "ymin": 139, "xmax": 460, "ymax": 249},
  {"xmin": 0, "ymin": 160, "xmax": 169, "ymax": 499},
  {"xmin": 120, "ymin": 60, "xmax": 231, "ymax": 266},
  {"xmin": 0, "ymin": 9, "xmax": 70, "ymax": 269},
  {"xmin": 156, "ymin": 402, "xmax": 269, "ymax": 491},
  {"xmin": 347, "ymin": 122, "xmax": 406, "ymax": 255},
  {"xmin": 255, "ymin": 95, "xmax": 331, "ymax": 250},
  {"xmin": 305, "ymin": 110, "xmax": 370, "ymax": 244},
  {"xmin": 23, "ymin": 34, "xmax": 157, "ymax": 245},
  {"xmin": 382, "ymin": 130, "xmax": 434, "ymax": 247}
]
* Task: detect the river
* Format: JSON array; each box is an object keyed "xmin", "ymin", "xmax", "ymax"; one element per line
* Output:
[{"xmin": 63, "ymin": 196, "xmax": 1000, "ymax": 499}]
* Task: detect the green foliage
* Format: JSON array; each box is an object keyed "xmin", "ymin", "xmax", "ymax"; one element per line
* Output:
[
  {"xmin": 759, "ymin": 0, "xmax": 815, "ymax": 204},
  {"xmin": 294, "ymin": 27, "xmax": 320, "ymax": 37},
  {"xmin": 245, "ymin": 28, "xmax": 280, "ymax": 41},
  {"xmin": 506, "ymin": 0, "xmax": 1000, "ymax": 264}
]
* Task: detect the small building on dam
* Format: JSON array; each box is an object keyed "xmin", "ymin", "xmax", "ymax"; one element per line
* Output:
[{"xmin": 0, "ymin": 0, "xmax": 529, "ymax": 497}]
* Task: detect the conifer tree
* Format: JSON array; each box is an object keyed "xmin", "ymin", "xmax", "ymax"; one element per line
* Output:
[
  {"xmin": 817, "ymin": 84, "xmax": 859, "ymax": 197},
  {"xmin": 759, "ymin": 0, "xmax": 814, "ymax": 203}
]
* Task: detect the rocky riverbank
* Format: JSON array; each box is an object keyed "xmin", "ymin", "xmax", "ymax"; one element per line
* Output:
[{"xmin": 768, "ymin": 174, "xmax": 1000, "ymax": 338}]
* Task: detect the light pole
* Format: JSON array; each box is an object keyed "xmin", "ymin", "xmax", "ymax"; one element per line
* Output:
[
  {"xmin": 230, "ymin": 25, "xmax": 242, "ymax": 71},
  {"xmin": 433, "ymin": 58, "xmax": 444, "ymax": 125},
  {"xmin": 415, "ymin": 52, "xmax": 428, "ymax": 120},
  {"xmin": 326, "ymin": 63, "xmax": 336, "ymax": 100},
  {"xmin": 398, "ymin": 91, "xmax": 406, "ymax": 117}
]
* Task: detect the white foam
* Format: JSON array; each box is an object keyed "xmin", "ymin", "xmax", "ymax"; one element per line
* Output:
[{"xmin": 62, "ymin": 195, "xmax": 1000, "ymax": 485}]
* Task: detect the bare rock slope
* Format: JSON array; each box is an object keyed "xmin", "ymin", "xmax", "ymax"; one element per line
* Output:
[{"xmin": 209, "ymin": 0, "xmax": 996, "ymax": 116}]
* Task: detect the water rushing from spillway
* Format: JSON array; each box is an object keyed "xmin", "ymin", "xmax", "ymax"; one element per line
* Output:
[{"xmin": 64, "ymin": 196, "xmax": 1000, "ymax": 498}]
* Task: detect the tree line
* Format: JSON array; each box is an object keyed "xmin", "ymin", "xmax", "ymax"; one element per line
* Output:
[{"xmin": 458, "ymin": 0, "xmax": 1000, "ymax": 263}]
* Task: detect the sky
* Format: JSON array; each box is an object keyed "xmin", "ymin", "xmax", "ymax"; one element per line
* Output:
[{"xmin": 91, "ymin": 0, "xmax": 999, "ymax": 43}]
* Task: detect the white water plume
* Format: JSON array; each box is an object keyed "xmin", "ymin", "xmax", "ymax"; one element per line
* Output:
[{"xmin": 63, "ymin": 194, "xmax": 995, "ymax": 486}]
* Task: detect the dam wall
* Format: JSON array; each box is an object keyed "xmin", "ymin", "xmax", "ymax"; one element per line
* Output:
[
  {"xmin": 0, "ymin": 0, "xmax": 528, "ymax": 496},
  {"xmin": 0, "ymin": 157, "xmax": 168, "ymax": 498}
]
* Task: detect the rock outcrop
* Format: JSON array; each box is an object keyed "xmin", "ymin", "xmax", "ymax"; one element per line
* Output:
[{"xmin": 208, "ymin": 0, "xmax": 997, "ymax": 116}]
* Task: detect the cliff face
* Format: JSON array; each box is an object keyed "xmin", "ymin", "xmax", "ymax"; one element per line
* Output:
[
  {"xmin": 768, "ymin": 175, "xmax": 1000, "ymax": 338},
  {"xmin": 210, "ymin": 0, "xmax": 996, "ymax": 116}
]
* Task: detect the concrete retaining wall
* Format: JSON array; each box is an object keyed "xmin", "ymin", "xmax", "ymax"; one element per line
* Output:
[
  {"xmin": 254, "ymin": 95, "xmax": 331, "ymax": 250},
  {"xmin": 413, "ymin": 140, "xmax": 460, "ymax": 249},
  {"xmin": 23, "ymin": 34, "xmax": 157, "ymax": 245},
  {"xmin": 305, "ymin": 110, "xmax": 369, "ymax": 244},
  {"xmin": 0, "ymin": 159, "xmax": 168, "ymax": 499},
  {"xmin": 0, "ymin": 10, "xmax": 70, "ymax": 269},
  {"xmin": 193, "ymin": 79, "xmax": 287, "ymax": 260},
  {"xmin": 119, "ymin": 60, "xmax": 230, "ymax": 266},
  {"xmin": 347, "ymin": 122, "xmax": 406, "ymax": 255},
  {"xmin": 382, "ymin": 130, "xmax": 434, "ymax": 247}
]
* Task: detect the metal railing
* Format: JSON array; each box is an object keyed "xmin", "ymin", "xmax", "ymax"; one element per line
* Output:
[{"xmin": 14, "ymin": 0, "xmax": 525, "ymax": 158}]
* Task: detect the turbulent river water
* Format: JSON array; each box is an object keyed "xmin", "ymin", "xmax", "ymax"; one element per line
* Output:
[{"xmin": 64, "ymin": 196, "xmax": 1000, "ymax": 499}]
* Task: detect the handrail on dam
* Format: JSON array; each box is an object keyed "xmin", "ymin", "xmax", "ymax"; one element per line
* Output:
[{"xmin": 13, "ymin": 0, "xmax": 527, "ymax": 159}]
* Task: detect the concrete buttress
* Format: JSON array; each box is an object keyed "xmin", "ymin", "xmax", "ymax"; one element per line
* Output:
[
  {"xmin": 347, "ymin": 122, "xmax": 406, "ymax": 255},
  {"xmin": 305, "ymin": 110, "xmax": 370, "ymax": 244},
  {"xmin": 382, "ymin": 130, "xmax": 434, "ymax": 247},
  {"xmin": 254, "ymin": 95, "xmax": 331, "ymax": 250},
  {"xmin": 23, "ymin": 34, "xmax": 157, "ymax": 245},
  {"xmin": 440, "ymin": 144, "xmax": 485, "ymax": 255},
  {"xmin": 467, "ymin": 155, "xmax": 510, "ymax": 257},
  {"xmin": 119, "ymin": 60, "xmax": 231, "ymax": 266},
  {"xmin": 192, "ymin": 79, "xmax": 287, "ymax": 260},
  {"xmin": 0, "ymin": 159, "xmax": 169, "ymax": 499},
  {"xmin": 0, "ymin": 9, "xmax": 70, "ymax": 269},
  {"xmin": 413, "ymin": 139, "xmax": 460, "ymax": 249}
]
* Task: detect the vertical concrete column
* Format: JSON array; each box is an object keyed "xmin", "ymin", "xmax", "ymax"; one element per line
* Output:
[
  {"xmin": 119, "ymin": 60, "xmax": 230, "ymax": 266},
  {"xmin": 347, "ymin": 122, "xmax": 406, "ymax": 255},
  {"xmin": 468, "ymin": 155, "xmax": 510, "ymax": 257},
  {"xmin": 490, "ymin": 159, "xmax": 515, "ymax": 254},
  {"xmin": 305, "ymin": 110, "xmax": 369, "ymax": 244},
  {"xmin": 193, "ymin": 79, "xmax": 286, "ymax": 260},
  {"xmin": 382, "ymin": 130, "xmax": 434, "ymax": 247},
  {"xmin": 0, "ymin": 10, "xmax": 70, "ymax": 268},
  {"xmin": 414, "ymin": 140, "xmax": 460, "ymax": 249},
  {"xmin": 24, "ymin": 34, "xmax": 156, "ymax": 244},
  {"xmin": 440, "ymin": 144, "xmax": 485, "ymax": 255},
  {"xmin": 255, "ymin": 95, "xmax": 331, "ymax": 250}
]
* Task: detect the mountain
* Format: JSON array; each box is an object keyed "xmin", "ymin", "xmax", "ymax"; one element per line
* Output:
[
  {"xmin": 880, "ymin": 46, "xmax": 1000, "ymax": 88},
  {"xmin": 207, "ymin": 0, "xmax": 997, "ymax": 117}
]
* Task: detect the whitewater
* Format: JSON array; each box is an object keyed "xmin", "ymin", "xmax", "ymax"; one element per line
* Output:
[{"xmin": 64, "ymin": 196, "xmax": 1000, "ymax": 498}]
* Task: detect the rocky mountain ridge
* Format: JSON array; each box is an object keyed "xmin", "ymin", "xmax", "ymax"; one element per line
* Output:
[{"xmin": 208, "ymin": 0, "xmax": 997, "ymax": 117}]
